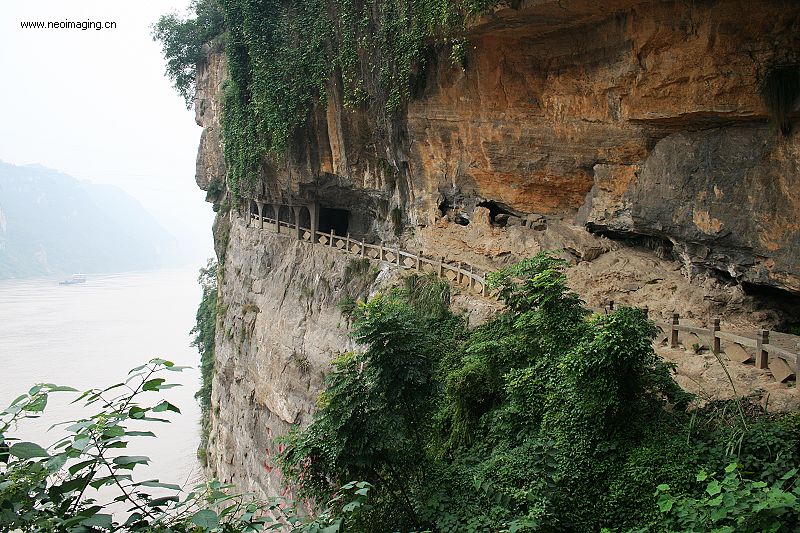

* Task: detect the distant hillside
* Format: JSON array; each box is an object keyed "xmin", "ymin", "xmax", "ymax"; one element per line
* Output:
[{"xmin": 0, "ymin": 162, "xmax": 178, "ymax": 278}]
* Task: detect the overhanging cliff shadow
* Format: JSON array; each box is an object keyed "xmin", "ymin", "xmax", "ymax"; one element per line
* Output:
[
  {"xmin": 278, "ymin": 205, "xmax": 293, "ymax": 226},
  {"xmin": 296, "ymin": 206, "xmax": 311, "ymax": 231},
  {"xmin": 318, "ymin": 207, "xmax": 349, "ymax": 236}
]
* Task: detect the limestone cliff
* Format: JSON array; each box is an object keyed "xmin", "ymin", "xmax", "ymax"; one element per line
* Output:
[
  {"xmin": 195, "ymin": 0, "xmax": 800, "ymax": 495},
  {"xmin": 204, "ymin": 218, "xmax": 384, "ymax": 493}
]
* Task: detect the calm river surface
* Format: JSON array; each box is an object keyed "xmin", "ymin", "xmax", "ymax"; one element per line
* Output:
[{"xmin": 0, "ymin": 268, "xmax": 204, "ymax": 489}]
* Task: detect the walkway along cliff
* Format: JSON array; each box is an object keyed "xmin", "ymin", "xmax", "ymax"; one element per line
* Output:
[{"xmin": 191, "ymin": 0, "xmax": 800, "ymax": 497}]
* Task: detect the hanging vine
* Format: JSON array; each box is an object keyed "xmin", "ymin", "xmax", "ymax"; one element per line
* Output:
[
  {"xmin": 218, "ymin": 0, "xmax": 503, "ymax": 197},
  {"xmin": 155, "ymin": 0, "xmax": 504, "ymax": 197}
]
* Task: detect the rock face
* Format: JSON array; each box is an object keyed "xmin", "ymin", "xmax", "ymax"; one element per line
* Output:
[
  {"xmin": 194, "ymin": 0, "xmax": 800, "ymax": 498},
  {"xmin": 194, "ymin": 46, "xmax": 227, "ymax": 202},
  {"xmin": 583, "ymin": 127, "xmax": 800, "ymax": 292},
  {"xmin": 407, "ymin": 0, "xmax": 800, "ymax": 293},
  {"xmin": 206, "ymin": 217, "xmax": 384, "ymax": 495}
]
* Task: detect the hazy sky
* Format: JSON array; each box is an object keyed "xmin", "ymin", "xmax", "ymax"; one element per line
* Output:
[{"xmin": 0, "ymin": 1, "xmax": 214, "ymax": 264}]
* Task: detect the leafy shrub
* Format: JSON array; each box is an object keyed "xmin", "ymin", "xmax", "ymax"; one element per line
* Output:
[
  {"xmin": 0, "ymin": 359, "xmax": 373, "ymax": 531},
  {"xmin": 337, "ymin": 295, "xmax": 357, "ymax": 315},
  {"xmin": 191, "ymin": 259, "xmax": 218, "ymax": 463},
  {"xmin": 278, "ymin": 253, "xmax": 800, "ymax": 531},
  {"xmin": 655, "ymin": 463, "xmax": 799, "ymax": 532}
]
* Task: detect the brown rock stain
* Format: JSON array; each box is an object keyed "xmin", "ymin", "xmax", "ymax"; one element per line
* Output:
[{"xmin": 692, "ymin": 210, "xmax": 723, "ymax": 234}]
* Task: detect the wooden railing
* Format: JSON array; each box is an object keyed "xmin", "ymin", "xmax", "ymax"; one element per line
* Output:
[
  {"xmin": 250, "ymin": 214, "xmax": 491, "ymax": 295},
  {"xmin": 594, "ymin": 301, "xmax": 798, "ymax": 385},
  {"xmin": 250, "ymin": 213, "xmax": 799, "ymax": 387}
]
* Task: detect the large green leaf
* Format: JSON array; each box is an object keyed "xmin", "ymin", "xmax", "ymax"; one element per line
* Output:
[
  {"xmin": 112, "ymin": 455, "xmax": 150, "ymax": 466},
  {"xmin": 125, "ymin": 431, "xmax": 157, "ymax": 437},
  {"xmin": 192, "ymin": 509, "xmax": 220, "ymax": 529},
  {"xmin": 142, "ymin": 378, "xmax": 166, "ymax": 391},
  {"xmin": 9, "ymin": 441, "xmax": 49, "ymax": 459},
  {"xmin": 153, "ymin": 400, "xmax": 181, "ymax": 413},
  {"xmin": 139, "ymin": 479, "xmax": 182, "ymax": 491},
  {"xmin": 81, "ymin": 513, "xmax": 113, "ymax": 529}
]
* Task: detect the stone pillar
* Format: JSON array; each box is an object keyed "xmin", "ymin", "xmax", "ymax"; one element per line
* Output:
[
  {"xmin": 293, "ymin": 207, "xmax": 301, "ymax": 240},
  {"xmin": 308, "ymin": 202, "xmax": 319, "ymax": 241},
  {"xmin": 257, "ymin": 202, "xmax": 264, "ymax": 230}
]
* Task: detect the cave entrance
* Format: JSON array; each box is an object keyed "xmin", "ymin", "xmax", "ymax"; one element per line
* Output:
[
  {"xmin": 477, "ymin": 200, "xmax": 513, "ymax": 228},
  {"xmin": 318, "ymin": 207, "xmax": 350, "ymax": 236}
]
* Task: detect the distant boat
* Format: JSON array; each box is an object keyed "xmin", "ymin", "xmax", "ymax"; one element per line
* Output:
[{"xmin": 59, "ymin": 274, "xmax": 87, "ymax": 286}]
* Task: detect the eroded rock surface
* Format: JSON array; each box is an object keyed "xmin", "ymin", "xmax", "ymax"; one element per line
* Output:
[
  {"xmin": 207, "ymin": 218, "xmax": 382, "ymax": 495},
  {"xmin": 583, "ymin": 127, "xmax": 800, "ymax": 293}
]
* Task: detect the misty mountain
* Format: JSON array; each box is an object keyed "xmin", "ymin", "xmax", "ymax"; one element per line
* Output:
[{"xmin": 0, "ymin": 162, "xmax": 179, "ymax": 279}]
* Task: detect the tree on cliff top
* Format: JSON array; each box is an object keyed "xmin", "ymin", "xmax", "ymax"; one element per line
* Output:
[{"xmin": 152, "ymin": 0, "xmax": 224, "ymax": 108}]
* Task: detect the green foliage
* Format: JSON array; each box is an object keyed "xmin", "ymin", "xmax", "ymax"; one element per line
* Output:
[
  {"xmin": 402, "ymin": 273, "xmax": 452, "ymax": 320},
  {"xmin": 343, "ymin": 257, "xmax": 371, "ymax": 282},
  {"xmin": 217, "ymin": 0, "xmax": 501, "ymax": 195},
  {"xmin": 191, "ymin": 259, "xmax": 218, "ymax": 463},
  {"xmin": 655, "ymin": 463, "xmax": 799, "ymax": 532},
  {"xmin": 152, "ymin": 0, "xmax": 225, "ymax": 107},
  {"xmin": 279, "ymin": 252, "xmax": 800, "ymax": 532},
  {"xmin": 0, "ymin": 360, "xmax": 373, "ymax": 531},
  {"xmin": 760, "ymin": 65, "xmax": 800, "ymax": 135},
  {"xmin": 280, "ymin": 293, "xmax": 438, "ymax": 530},
  {"xmin": 337, "ymin": 295, "xmax": 358, "ymax": 316}
]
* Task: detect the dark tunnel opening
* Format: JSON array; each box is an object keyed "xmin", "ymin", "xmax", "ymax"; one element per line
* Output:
[{"xmin": 318, "ymin": 207, "xmax": 350, "ymax": 236}]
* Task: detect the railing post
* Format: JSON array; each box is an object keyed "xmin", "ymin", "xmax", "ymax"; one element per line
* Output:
[
  {"xmin": 457, "ymin": 262, "xmax": 462, "ymax": 284},
  {"xmin": 396, "ymin": 245, "xmax": 401, "ymax": 266},
  {"xmin": 670, "ymin": 313, "xmax": 679, "ymax": 349},
  {"xmin": 379, "ymin": 240, "xmax": 384, "ymax": 262},
  {"xmin": 756, "ymin": 329, "xmax": 769, "ymax": 370},
  {"xmin": 346, "ymin": 233, "xmax": 351, "ymax": 253},
  {"xmin": 330, "ymin": 229, "xmax": 335, "ymax": 248},
  {"xmin": 416, "ymin": 251, "xmax": 422, "ymax": 271},
  {"xmin": 294, "ymin": 208, "xmax": 301, "ymax": 240},
  {"xmin": 438, "ymin": 256, "xmax": 444, "ymax": 278},
  {"xmin": 609, "ymin": 300, "xmax": 614, "ymax": 312},
  {"xmin": 361, "ymin": 239, "xmax": 366, "ymax": 258},
  {"xmin": 482, "ymin": 272, "xmax": 488, "ymax": 297},
  {"xmin": 712, "ymin": 318, "xmax": 721, "ymax": 355},
  {"xmin": 643, "ymin": 306, "xmax": 649, "ymax": 318},
  {"xmin": 469, "ymin": 264, "xmax": 475, "ymax": 290}
]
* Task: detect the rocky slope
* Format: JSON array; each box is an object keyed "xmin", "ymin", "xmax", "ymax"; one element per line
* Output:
[{"xmin": 196, "ymin": 0, "xmax": 800, "ymax": 496}]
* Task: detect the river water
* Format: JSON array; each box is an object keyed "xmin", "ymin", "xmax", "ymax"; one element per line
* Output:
[{"xmin": 0, "ymin": 268, "xmax": 204, "ymax": 492}]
